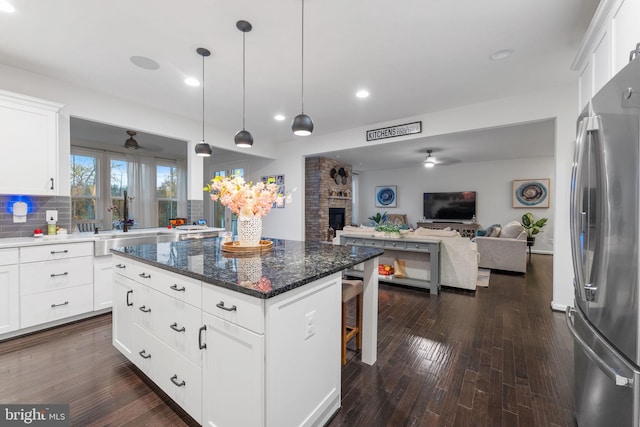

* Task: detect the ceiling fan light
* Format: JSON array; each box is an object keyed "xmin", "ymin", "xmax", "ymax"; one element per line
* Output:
[
  {"xmin": 195, "ymin": 141, "xmax": 212, "ymax": 157},
  {"xmin": 234, "ymin": 129, "xmax": 254, "ymax": 148},
  {"xmin": 124, "ymin": 138, "xmax": 139, "ymax": 150},
  {"xmin": 424, "ymin": 161, "xmax": 435, "ymax": 168},
  {"xmin": 292, "ymin": 113, "xmax": 314, "ymax": 136}
]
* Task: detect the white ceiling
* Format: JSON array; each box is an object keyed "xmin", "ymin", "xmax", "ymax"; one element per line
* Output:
[{"xmin": 0, "ymin": 0, "xmax": 599, "ymax": 169}]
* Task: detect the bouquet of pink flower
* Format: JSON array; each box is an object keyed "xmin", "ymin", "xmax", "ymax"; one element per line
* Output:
[{"xmin": 204, "ymin": 175, "xmax": 283, "ymax": 217}]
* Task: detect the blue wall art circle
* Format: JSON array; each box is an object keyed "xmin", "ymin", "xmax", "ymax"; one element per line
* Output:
[
  {"xmin": 515, "ymin": 182, "xmax": 547, "ymax": 206},
  {"xmin": 376, "ymin": 186, "xmax": 396, "ymax": 207}
]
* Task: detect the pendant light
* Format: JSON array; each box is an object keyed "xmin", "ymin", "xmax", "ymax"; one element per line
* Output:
[
  {"xmin": 291, "ymin": 0, "xmax": 314, "ymax": 136},
  {"xmin": 234, "ymin": 20, "xmax": 253, "ymax": 148},
  {"xmin": 424, "ymin": 150, "xmax": 435, "ymax": 168},
  {"xmin": 194, "ymin": 47, "xmax": 213, "ymax": 157}
]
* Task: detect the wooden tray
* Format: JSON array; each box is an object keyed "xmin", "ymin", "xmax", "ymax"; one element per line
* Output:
[{"xmin": 221, "ymin": 240, "xmax": 273, "ymax": 254}]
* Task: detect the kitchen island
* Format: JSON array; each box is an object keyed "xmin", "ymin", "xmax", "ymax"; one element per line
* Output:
[{"xmin": 111, "ymin": 237, "xmax": 382, "ymax": 427}]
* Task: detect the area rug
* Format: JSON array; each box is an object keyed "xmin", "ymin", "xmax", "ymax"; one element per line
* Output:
[{"xmin": 476, "ymin": 268, "xmax": 491, "ymax": 287}]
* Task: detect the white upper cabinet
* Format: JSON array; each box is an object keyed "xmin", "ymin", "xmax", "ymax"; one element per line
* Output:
[
  {"xmin": 573, "ymin": 0, "xmax": 640, "ymax": 110},
  {"xmin": 0, "ymin": 89, "xmax": 62, "ymax": 195}
]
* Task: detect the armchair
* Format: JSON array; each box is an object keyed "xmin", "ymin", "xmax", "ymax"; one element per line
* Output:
[{"xmin": 475, "ymin": 220, "xmax": 527, "ymax": 273}]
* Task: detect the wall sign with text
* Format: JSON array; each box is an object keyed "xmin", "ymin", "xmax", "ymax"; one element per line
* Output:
[{"xmin": 366, "ymin": 121, "xmax": 422, "ymax": 141}]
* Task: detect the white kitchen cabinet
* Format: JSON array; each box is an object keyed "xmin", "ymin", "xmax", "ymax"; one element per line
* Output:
[
  {"xmin": 0, "ymin": 249, "xmax": 19, "ymax": 335},
  {"xmin": 574, "ymin": 0, "xmax": 640, "ymax": 109},
  {"xmin": 0, "ymin": 89, "xmax": 62, "ymax": 195},
  {"xmin": 19, "ymin": 242, "xmax": 94, "ymax": 329},
  {"xmin": 93, "ymin": 256, "xmax": 113, "ymax": 310},
  {"xmin": 112, "ymin": 254, "xmax": 342, "ymax": 426},
  {"xmin": 113, "ymin": 274, "xmax": 136, "ymax": 360},
  {"xmin": 202, "ymin": 309, "xmax": 265, "ymax": 427}
]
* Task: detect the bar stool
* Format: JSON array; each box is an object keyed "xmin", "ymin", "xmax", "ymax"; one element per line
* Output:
[{"xmin": 342, "ymin": 279, "xmax": 363, "ymax": 365}]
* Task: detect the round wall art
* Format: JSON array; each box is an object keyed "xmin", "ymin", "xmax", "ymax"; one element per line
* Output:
[
  {"xmin": 512, "ymin": 179, "xmax": 550, "ymax": 208},
  {"xmin": 375, "ymin": 185, "xmax": 397, "ymax": 207}
]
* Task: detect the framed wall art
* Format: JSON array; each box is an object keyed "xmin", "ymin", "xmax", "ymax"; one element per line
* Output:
[
  {"xmin": 512, "ymin": 178, "xmax": 550, "ymax": 208},
  {"xmin": 375, "ymin": 185, "xmax": 397, "ymax": 208}
]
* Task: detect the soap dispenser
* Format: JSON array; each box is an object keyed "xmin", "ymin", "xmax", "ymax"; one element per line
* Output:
[{"xmin": 46, "ymin": 209, "xmax": 58, "ymax": 235}]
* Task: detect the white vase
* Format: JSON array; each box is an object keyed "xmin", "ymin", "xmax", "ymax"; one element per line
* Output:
[{"xmin": 238, "ymin": 215, "xmax": 262, "ymax": 246}]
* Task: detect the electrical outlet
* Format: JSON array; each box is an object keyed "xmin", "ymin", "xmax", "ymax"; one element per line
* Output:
[{"xmin": 304, "ymin": 310, "xmax": 316, "ymax": 340}]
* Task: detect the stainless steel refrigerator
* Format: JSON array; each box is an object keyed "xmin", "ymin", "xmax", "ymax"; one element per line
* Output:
[{"xmin": 567, "ymin": 55, "xmax": 640, "ymax": 426}]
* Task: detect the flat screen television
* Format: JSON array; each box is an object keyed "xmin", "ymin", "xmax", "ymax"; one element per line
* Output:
[{"xmin": 423, "ymin": 191, "xmax": 477, "ymax": 222}]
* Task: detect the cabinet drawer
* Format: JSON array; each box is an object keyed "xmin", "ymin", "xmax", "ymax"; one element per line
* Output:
[
  {"xmin": 153, "ymin": 268, "xmax": 202, "ymax": 309},
  {"xmin": 152, "ymin": 293, "xmax": 203, "ymax": 366},
  {"xmin": 21, "ymin": 242, "xmax": 93, "ymax": 263},
  {"xmin": 0, "ymin": 248, "xmax": 19, "ymax": 266},
  {"xmin": 384, "ymin": 240, "xmax": 406, "ymax": 249},
  {"xmin": 135, "ymin": 324, "xmax": 202, "ymax": 423},
  {"xmin": 20, "ymin": 256, "xmax": 93, "ymax": 295},
  {"xmin": 344, "ymin": 237, "xmax": 363, "ymax": 246},
  {"xmin": 20, "ymin": 283, "xmax": 93, "ymax": 328},
  {"xmin": 202, "ymin": 284, "xmax": 264, "ymax": 334},
  {"xmin": 407, "ymin": 242, "xmax": 437, "ymax": 252},
  {"xmin": 363, "ymin": 239, "xmax": 383, "ymax": 247}
]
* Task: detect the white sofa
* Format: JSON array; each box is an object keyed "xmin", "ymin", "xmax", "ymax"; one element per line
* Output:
[
  {"xmin": 475, "ymin": 220, "xmax": 527, "ymax": 273},
  {"xmin": 335, "ymin": 226, "xmax": 478, "ymax": 290}
]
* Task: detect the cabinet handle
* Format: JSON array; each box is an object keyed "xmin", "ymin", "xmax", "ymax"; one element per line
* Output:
[
  {"xmin": 170, "ymin": 375, "xmax": 186, "ymax": 387},
  {"xmin": 198, "ymin": 325, "xmax": 207, "ymax": 350},
  {"xmin": 170, "ymin": 284, "xmax": 186, "ymax": 292},
  {"xmin": 138, "ymin": 273, "xmax": 151, "ymax": 279},
  {"xmin": 138, "ymin": 349, "xmax": 151, "ymax": 359},
  {"xmin": 139, "ymin": 305, "xmax": 151, "ymax": 313},
  {"xmin": 50, "ymin": 272, "xmax": 69, "ymax": 277},
  {"xmin": 115, "ymin": 264, "xmax": 126, "ymax": 269},
  {"xmin": 51, "ymin": 301, "xmax": 69, "ymax": 308},
  {"xmin": 216, "ymin": 301, "xmax": 237, "ymax": 312},
  {"xmin": 126, "ymin": 290, "xmax": 133, "ymax": 307},
  {"xmin": 50, "ymin": 178, "xmax": 54, "ymax": 190},
  {"xmin": 50, "ymin": 250, "xmax": 69, "ymax": 254},
  {"xmin": 170, "ymin": 322, "xmax": 186, "ymax": 333}
]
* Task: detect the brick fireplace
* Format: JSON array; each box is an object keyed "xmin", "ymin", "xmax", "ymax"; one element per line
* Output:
[{"xmin": 305, "ymin": 157, "xmax": 353, "ymax": 242}]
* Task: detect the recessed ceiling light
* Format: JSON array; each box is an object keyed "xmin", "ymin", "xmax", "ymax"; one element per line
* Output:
[
  {"xmin": 0, "ymin": 1, "xmax": 15, "ymax": 13},
  {"xmin": 489, "ymin": 49, "xmax": 514, "ymax": 61},
  {"xmin": 184, "ymin": 77, "xmax": 200, "ymax": 87},
  {"xmin": 274, "ymin": 114, "xmax": 286, "ymax": 121},
  {"xmin": 356, "ymin": 89, "xmax": 370, "ymax": 99},
  {"xmin": 129, "ymin": 56, "xmax": 160, "ymax": 70}
]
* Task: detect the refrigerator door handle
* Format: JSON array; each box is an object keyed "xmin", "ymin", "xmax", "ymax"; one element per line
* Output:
[
  {"xmin": 566, "ymin": 307, "xmax": 633, "ymax": 387},
  {"xmin": 570, "ymin": 118, "xmax": 589, "ymax": 301}
]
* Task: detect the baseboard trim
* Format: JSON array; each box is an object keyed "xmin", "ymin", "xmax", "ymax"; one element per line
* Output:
[{"xmin": 550, "ymin": 301, "xmax": 568, "ymax": 312}]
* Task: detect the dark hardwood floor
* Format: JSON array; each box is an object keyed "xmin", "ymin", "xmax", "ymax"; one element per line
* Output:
[{"xmin": 0, "ymin": 254, "xmax": 573, "ymax": 426}]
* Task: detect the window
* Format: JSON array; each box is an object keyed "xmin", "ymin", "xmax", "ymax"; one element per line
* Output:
[
  {"xmin": 110, "ymin": 158, "xmax": 128, "ymax": 228},
  {"xmin": 71, "ymin": 147, "xmax": 185, "ymax": 231},
  {"xmin": 157, "ymin": 164, "xmax": 178, "ymax": 227},
  {"xmin": 70, "ymin": 152, "xmax": 99, "ymax": 220},
  {"xmin": 211, "ymin": 167, "xmax": 244, "ymax": 232}
]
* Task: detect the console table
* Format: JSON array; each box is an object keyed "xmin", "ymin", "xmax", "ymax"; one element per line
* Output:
[
  {"xmin": 416, "ymin": 222, "xmax": 481, "ymax": 239},
  {"xmin": 340, "ymin": 234, "xmax": 441, "ymax": 295}
]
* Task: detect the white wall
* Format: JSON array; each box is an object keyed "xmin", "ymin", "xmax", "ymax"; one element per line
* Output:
[{"xmin": 358, "ymin": 157, "xmax": 555, "ymax": 253}]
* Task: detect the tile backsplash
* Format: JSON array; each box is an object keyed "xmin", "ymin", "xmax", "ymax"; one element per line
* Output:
[{"xmin": 0, "ymin": 195, "xmax": 71, "ymax": 238}]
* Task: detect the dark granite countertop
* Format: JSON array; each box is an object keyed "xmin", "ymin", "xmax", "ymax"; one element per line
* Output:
[{"xmin": 111, "ymin": 237, "xmax": 383, "ymax": 299}]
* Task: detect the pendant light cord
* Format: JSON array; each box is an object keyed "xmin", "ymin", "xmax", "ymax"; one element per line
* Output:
[
  {"xmin": 301, "ymin": 0, "xmax": 305, "ymax": 114},
  {"xmin": 242, "ymin": 30, "xmax": 246, "ymax": 130},
  {"xmin": 201, "ymin": 53, "xmax": 205, "ymax": 141}
]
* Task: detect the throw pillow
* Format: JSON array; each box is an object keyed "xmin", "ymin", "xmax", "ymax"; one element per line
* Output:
[
  {"xmin": 489, "ymin": 226, "xmax": 501, "ymax": 237},
  {"xmin": 483, "ymin": 224, "xmax": 501, "ymax": 237},
  {"xmin": 500, "ymin": 220, "xmax": 525, "ymax": 239}
]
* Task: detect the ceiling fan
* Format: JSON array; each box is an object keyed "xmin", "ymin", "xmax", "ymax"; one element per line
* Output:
[
  {"xmin": 123, "ymin": 130, "xmax": 162, "ymax": 153},
  {"xmin": 124, "ymin": 130, "xmax": 140, "ymax": 150},
  {"xmin": 422, "ymin": 148, "xmax": 460, "ymax": 167}
]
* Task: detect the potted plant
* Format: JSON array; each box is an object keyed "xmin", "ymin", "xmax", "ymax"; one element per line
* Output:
[
  {"xmin": 521, "ymin": 212, "xmax": 548, "ymax": 245},
  {"xmin": 368, "ymin": 211, "xmax": 388, "ymax": 226},
  {"xmin": 375, "ymin": 223, "xmax": 401, "ymax": 238}
]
